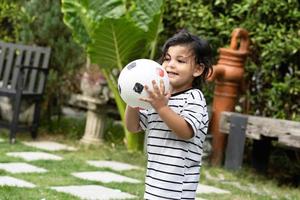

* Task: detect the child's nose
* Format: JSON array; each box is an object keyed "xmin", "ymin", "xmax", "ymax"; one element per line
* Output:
[{"xmin": 166, "ymin": 59, "xmax": 175, "ymax": 68}]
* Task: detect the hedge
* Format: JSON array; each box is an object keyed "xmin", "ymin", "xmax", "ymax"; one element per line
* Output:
[{"xmin": 163, "ymin": 0, "xmax": 300, "ymax": 120}]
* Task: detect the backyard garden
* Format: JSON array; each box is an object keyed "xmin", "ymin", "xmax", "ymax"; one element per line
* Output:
[{"xmin": 0, "ymin": 0, "xmax": 299, "ymax": 199}]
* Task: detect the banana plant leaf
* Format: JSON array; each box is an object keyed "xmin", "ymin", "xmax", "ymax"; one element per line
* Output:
[
  {"xmin": 129, "ymin": 0, "xmax": 164, "ymax": 58},
  {"xmin": 61, "ymin": 0, "xmax": 126, "ymax": 47},
  {"xmin": 88, "ymin": 17, "xmax": 146, "ymax": 70},
  {"xmin": 61, "ymin": 0, "xmax": 164, "ymax": 151}
]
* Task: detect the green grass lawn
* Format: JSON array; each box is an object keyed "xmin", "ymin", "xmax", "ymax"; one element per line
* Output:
[{"xmin": 0, "ymin": 131, "xmax": 299, "ymax": 200}]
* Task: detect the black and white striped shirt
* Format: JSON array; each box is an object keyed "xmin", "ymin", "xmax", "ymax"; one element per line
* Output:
[{"xmin": 140, "ymin": 88, "xmax": 209, "ymax": 199}]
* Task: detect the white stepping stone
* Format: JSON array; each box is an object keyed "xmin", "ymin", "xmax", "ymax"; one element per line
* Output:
[
  {"xmin": 0, "ymin": 176, "xmax": 36, "ymax": 188},
  {"xmin": 196, "ymin": 184, "xmax": 231, "ymax": 194},
  {"xmin": 87, "ymin": 160, "xmax": 141, "ymax": 171},
  {"xmin": 23, "ymin": 141, "xmax": 77, "ymax": 151},
  {"xmin": 72, "ymin": 171, "xmax": 140, "ymax": 183},
  {"xmin": 0, "ymin": 162, "xmax": 47, "ymax": 173},
  {"xmin": 51, "ymin": 185, "xmax": 135, "ymax": 200},
  {"xmin": 6, "ymin": 152, "xmax": 63, "ymax": 161}
]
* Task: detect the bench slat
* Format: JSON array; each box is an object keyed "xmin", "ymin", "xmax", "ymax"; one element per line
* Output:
[
  {"xmin": 37, "ymin": 48, "xmax": 51, "ymax": 93},
  {"xmin": 0, "ymin": 45, "xmax": 8, "ymax": 78},
  {"xmin": 22, "ymin": 49, "xmax": 32, "ymax": 91},
  {"xmin": 2, "ymin": 46, "xmax": 16, "ymax": 88},
  {"xmin": 28, "ymin": 51, "xmax": 41, "ymax": 92},
  {"xmin": 11, "ymin": 48, "xmax": 25, "ymax": 90}
]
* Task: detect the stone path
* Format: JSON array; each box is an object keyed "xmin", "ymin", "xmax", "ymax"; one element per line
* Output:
[
  {"xmin": 197, "ymin": 184, "xmax": 231, "ymax": 194},
  {"xmin": 0, "ymin": 139, "xmax": 231, "ymax": 199},
  {"xmin": 203, "ymin": 171, "xmax": 275, "ymax": 197},
  {"xmin": 72, "ymin": 171, "xmax": 141, "ymax": 184},
  {"xmin": 87, "ymin": 160, "xmax": 141, "ymax": 171},
  {"xmin": 0, "ymin": 162, "xmax": 47, "ymax": 173},
  {"xmin": 6, "ymin": 151, "xmax": 63, "ymax": 161},
  {"xmin": 0, "ymin": 176, "xmax": 36, "ymax": 188},
  {"xmin": 51, "ymin": 185, "xmax": 136, "ymax": 200},
  {"xmin": 23, "ymin": 141, "xmax": 77, "ymax": 151}
]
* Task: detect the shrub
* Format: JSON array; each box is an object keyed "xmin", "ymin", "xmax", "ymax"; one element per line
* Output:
[
  {"xmin": 163, "ymin": 0, "xmax": 300, "ymax": 120},
  {"xmin": 19, "ymin": 0, "xmax": 85, "ymax": 118},
  {"xmin": 0, "ymin": 0, "xmax": 87, "ymax": 131},
  {"xmin": 0, "ymin": 1, "xmax": 24, "ymax": 42}
]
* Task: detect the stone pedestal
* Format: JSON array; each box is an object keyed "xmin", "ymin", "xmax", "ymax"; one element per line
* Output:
[{"xmin": 75, "ymin": 94, "xmax": 107, "ymax": 145}]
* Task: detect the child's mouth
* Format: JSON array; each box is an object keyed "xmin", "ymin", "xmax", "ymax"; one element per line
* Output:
[{"xmin": 167, "ymin": 72, "xmax": 178, "ymax": 78}]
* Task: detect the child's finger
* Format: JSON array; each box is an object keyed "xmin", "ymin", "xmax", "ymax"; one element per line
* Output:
[
  {"xmin": 144, "ymin": 84, "xmax": 155, "ymax": 98},
  {"xmin": 152, "ymin": 80, "xmax": 161, "ymax": 95},
  {"xmin": 165, "ymin": 91, "xmax": 171, "ymax": 99},
  {"xmin": 139, "ymin": 97, "xmax": 151, "ymax": 102},
  {"xmin": 159, "ymin": 79, "xmax": 165, "ymax": 94}
]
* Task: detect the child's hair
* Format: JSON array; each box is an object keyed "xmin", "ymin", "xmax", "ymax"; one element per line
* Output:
[{"xmin": 159, "ymin": 29, "xmax": 213, "ymax": 89}]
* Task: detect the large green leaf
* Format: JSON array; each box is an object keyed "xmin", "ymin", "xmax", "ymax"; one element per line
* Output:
[
  {"xmin": 88, "ymin": 17, "xmax": 146, "ymax": 70},
  {"xmin": 61, "ymin": 0, "xmax": 126, "ymax": 46},
  {"xmin": 129, "ymin": 0, "xmax": 164, "ymax": 58},
  {"xmin": 129, "ymin": 0, "xmax": 164, "ymax": 32},
  {"xmin": 147, "ymin": 11, "xmax": 164, "ymax": 59}
]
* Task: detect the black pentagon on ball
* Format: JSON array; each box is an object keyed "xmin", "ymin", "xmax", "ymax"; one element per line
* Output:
[
  {"xmin": 118, "ymin": 84, "xmax": 121, "ymax": 94},
  {"xmin": 127, "ymin": 62, "xmax": 136, "ymax": 70},
  {"xmin": 133, "ymin": 82, "xmax": 144, "ymax": 94}
]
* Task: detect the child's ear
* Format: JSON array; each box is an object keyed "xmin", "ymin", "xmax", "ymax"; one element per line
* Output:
[{"xmin": 193, "ymin": 63, "xmax": 204, "ymax": 77}]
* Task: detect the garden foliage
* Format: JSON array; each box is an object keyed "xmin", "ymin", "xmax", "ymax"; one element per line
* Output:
[
  {"xmin": 20, "ymin": 0, "xmax": 86, "ymax": 118},
  {"xmin": 0, "ymin": 0, "xmax": 298, "ymax": 145},
  {"xmin": 0, "ymin": 2, "xmax": 24, "ymax": 42},
  {"xmin": 0, "ymin": 0, "xmax": 85, "ymax": 121},
  {"xmin": 164, "ymin": 0, "xmax": 300, "ymax": 120},
  {"xmin": 61, "ymin": 0, "xmax": 165, "ymax": 150}
]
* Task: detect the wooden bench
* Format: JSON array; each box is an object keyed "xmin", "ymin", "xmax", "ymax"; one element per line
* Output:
[
  {"xmin": 0, "ymin": 41, "xmax": 51, "ymax": 143},
  {"xmin": 219, "ymin": 111, "xmax": 300, "ymax": 171}
]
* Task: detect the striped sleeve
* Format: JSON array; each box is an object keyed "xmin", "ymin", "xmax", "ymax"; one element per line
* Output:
[
  {"xmin": 139, "ymin": 109, "xmax": 148, "ymax": 131},
  {"xmin": 180, "ymin": 90, "xmax": 206, "ymax": 136}
]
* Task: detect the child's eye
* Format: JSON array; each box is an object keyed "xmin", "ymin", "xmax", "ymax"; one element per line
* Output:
[
  {"xmin": 164, "ymin": 57, "xmax": 170, "ymax": 61},
  {"xmin": 178, "ymin": 59, "xmax": 186, "ymax": 63}
]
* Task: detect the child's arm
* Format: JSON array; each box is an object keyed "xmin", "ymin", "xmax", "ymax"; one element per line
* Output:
[
  {"xmin": 157, "ymin": 106, "xmax": 194, "ymax": 140},
  {"xmin": 141, "ymin": 80, "xmax": 194, "ymax": 140},
  {"xmin": 125, "ymin": 106, "xmax": 141, "ymax": 133}
]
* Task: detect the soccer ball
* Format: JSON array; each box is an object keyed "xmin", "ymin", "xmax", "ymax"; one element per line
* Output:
[{"xmin": 118, "ymin": 59, "xmax": 170, "ymax": 109}]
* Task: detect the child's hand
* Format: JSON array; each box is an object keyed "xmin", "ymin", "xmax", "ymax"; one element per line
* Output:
[{"xmin": 140, "ymin": 79, "xmax": 170, "ymax": 111}]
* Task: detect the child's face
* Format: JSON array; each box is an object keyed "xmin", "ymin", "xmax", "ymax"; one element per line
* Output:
[{"xmin": 162, "ymin": 45, "xmax": 203, "ymax": 93}]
